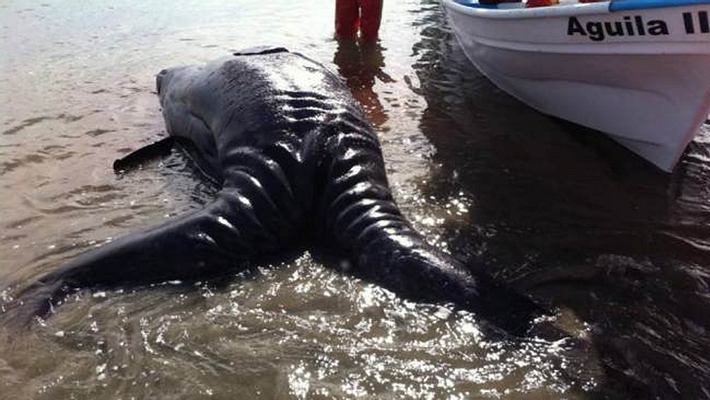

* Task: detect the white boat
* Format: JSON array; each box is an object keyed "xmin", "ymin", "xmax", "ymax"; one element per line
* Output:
[{"xmin": 442, "ymin": 0, "xmax": 710, "ymax": 171}]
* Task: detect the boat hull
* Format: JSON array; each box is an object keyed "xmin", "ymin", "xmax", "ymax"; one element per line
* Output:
[{"xmin": 443, "ymin": 0, "xmax": 710, "ymax": 171}]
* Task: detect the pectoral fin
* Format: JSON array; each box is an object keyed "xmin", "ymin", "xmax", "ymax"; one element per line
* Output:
[{"xmin": 113, "ymin": 137, "xmax": 176, "ymax": 172}]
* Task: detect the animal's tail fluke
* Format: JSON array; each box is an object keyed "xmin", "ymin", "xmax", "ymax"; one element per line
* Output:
[
  {"xmin": 2, "ymin": 188, "xmax": 292, "ymax": 327},
  {"xmin": 319, "ymin": 124, "xmax": 547, "ymax": 335},
  {"xmin": 353, "ymin": 230, "xmax": 549, "ymax": 335}
]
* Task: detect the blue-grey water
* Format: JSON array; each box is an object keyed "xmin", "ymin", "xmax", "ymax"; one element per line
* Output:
[{"xmin": 1, "ymin": 0, "xmax": 709, "ymax": 399}]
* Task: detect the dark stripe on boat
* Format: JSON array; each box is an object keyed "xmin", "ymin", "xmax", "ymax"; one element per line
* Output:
[
  {"xmin": 700, "ymin": 11, "xmax": 709, "ymax": 33},
  {"xmin": 683, "ymin": 12, "xmax": 695, "ymax": 34}
]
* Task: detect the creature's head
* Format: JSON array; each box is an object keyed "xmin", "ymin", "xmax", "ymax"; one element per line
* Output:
[
  {"xmin": 156, "ymin": 65, "xmax": 199, "ymax": 102},
  {"xmin": 156, "ymin": 67, "xmax": 181, "ymax": 99},
  {"xmin": 155, "ymin": 65, "xmax": 202, "ymax": 115},
  {"xmin": 155, "ymin": 68, "xmax": 169, "ymax": 95},
  {"xmin": 155, "ymin": 48, "xmax": 295, "ymax": 108},
  {"xmin": 154, "ymin": 65, "xmax": 204, "ymax": 141}
]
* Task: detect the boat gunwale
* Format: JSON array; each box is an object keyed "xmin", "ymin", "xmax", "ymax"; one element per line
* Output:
[
  {"xmin": 443, "ymin": 0, "xmax": 612, "ymax": 19},
  {"xmin": 444, "ymin": 0, "xmax": 710, "ymax": 18}
]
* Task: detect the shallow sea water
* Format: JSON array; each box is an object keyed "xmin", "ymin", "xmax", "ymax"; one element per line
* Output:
[{"xmin": 1, "ymin": 0, "xmax": 709, "ymax": 399}]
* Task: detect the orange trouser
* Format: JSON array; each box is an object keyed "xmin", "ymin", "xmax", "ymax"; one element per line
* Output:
[{"xmin": 335, "ymin": 0, "xmax": 383, "ymax": 42}]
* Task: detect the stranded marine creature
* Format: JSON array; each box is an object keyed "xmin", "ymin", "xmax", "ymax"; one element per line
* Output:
[{"xmin": 4, "ymin": 47, "xmax": 547, "ymax": 335}]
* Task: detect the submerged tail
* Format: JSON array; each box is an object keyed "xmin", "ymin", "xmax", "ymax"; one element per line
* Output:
[
  {"xmin": 328, "ymin": 200, "xmax": 547, "ymax": 335},
  {"xmin": 318, "ymin": 118, "xmax": 547, "ymax": 335},
  {"xmin": 354, "ymin": 231, "xmax": 548, "ymax": 335}
]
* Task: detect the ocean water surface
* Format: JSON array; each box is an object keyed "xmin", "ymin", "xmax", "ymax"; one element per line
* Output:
[{"xmin": 1, "ymin": 0, "xmax": 709, "ymax": 398}]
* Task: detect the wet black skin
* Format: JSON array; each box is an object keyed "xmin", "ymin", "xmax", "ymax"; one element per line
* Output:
[{"xmin": 4, "ymin": 48, "xmax": 547, "ymax": 334}]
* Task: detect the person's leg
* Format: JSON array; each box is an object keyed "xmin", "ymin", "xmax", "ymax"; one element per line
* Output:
[
  {"xmin": 335, "ymin": 0, "xmax": 360, "ymax": 39},
  {"xmin": 359, "ymin": 0, "xmax": 382, "ymax": 42}
]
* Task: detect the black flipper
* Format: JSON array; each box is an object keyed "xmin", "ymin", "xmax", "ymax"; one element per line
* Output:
[{"xmin": 113, "ymin": 137, "xmax": 176, "ymax": 172}]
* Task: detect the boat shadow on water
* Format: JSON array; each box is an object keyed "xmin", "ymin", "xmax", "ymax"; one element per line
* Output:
[{"xmin": 411, "ymin": 1, "xmax": 710, "ymax": 398}]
